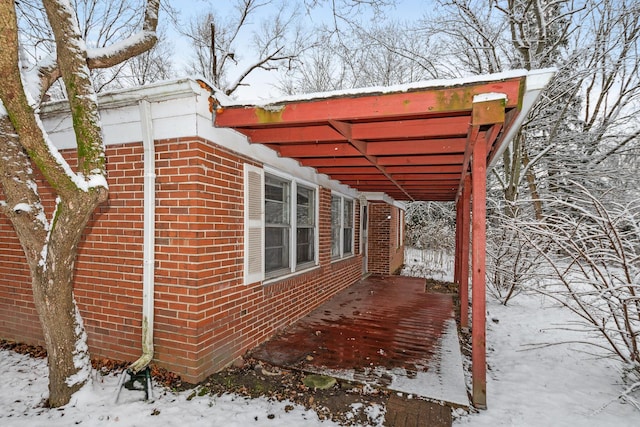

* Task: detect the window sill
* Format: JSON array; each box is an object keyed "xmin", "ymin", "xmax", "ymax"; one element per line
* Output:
[{"xmin": 263, "ymin": 264, "xmax": 321, "ymax": 286}]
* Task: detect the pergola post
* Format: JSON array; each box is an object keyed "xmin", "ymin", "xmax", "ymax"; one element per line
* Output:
[
  {"xmin": 471, "ymin": 137, "xmax": 488, "ymax": 409},
  {"xmin": 454, "ymin": 199, "xmax": 462, "ymax": 285},
  {"xmin": 465, "ymin": 95, "xmax": 505, "ymax": 410},
  {"xmin": 460, "ymin": 175, "xmax": 471, "ymax": 329}
]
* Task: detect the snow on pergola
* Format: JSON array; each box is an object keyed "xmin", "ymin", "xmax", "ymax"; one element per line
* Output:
[{"xmin": 213, "ymin": 68, "xmax": 555, "ymax": 408}]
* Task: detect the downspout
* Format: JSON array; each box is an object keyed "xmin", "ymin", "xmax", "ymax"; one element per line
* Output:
[{"xmin": 129, "ymin": 99, "xmax": 155, "ymax": 373}]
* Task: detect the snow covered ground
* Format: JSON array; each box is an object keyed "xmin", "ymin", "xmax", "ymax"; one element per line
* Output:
[
  {"xmin": 0, "ymin": 350, "xmax": 350, "ymax": 427},
  {"xmin": 1, "ymin": 260, "xmax": 638, "ymax": 426},
  {"xmin": 455, "ymin": 292, "xmax": 638, "ymax": 426}
]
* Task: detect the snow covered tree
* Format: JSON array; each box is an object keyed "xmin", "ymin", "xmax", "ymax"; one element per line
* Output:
[
  {"xmin": 405, "ymin": 201, "xmax": 455, "ymax": 250},
  {"xmin": 182, "ymin": 0, "xmax": 306, "ymax": 96},
  {"xmin": 0, "ymin": 0, "xmax": 160, "ymax": 407},
  {"xmin": 280, "ymin": 19, "xmax": 443, "ymax": 94},
  {"xmin": 16, "ymin": 0, "xmax": 175, "ymax": 95}
]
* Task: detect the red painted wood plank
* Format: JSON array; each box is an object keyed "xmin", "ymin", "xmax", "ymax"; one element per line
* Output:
[
  {"xmin": 376, "ymin": 154, "xmax": 464, "ymax": 166},
  {"xmin": 333, "ymin": 174, "xmax": 389, "ymax": 181},
  {"xmin": 276, "ymin": 143, "xmax": 362, "ymax": 157},
  {"xmin": 351, "ymin": 116, "xmax": 471, "ymax": 140},
  {"xmin": 367, "ymin": 139, "xmax": 467, "ymax": 156},
  {"xmin": 215, "ymin": 78, "xmax": 524, "ymax": 127},
  {"xmin": 460, "ymin": 174, "xmax": 471, "ymax": 329},
  {"xmin": 300, "ymin": 157, "xmax": 372, "ymax": 167},
  {"xmin": 244, "ymin": 125, "xmax": 344, "ymax": 143},
  {"xmin": 471, "ymin": 139, "xmax": 487, "ymax": 409},
  {"xmin": 315, "ymin": 166, "xmax": 381, "ymax": 174},
  {"xmin": 385, "ymin": 165, "xmax": 461, "ymax": 174},
  {"xmin": 393, "ymin": 173, "xmax": 460, "ymax": 181}
]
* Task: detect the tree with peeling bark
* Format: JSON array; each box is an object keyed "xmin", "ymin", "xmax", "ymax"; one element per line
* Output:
[{"xmin": 0, "ymin": 0, "xmax": 160, "ymax": 407}]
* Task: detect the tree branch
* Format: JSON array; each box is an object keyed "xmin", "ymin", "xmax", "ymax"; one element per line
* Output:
[
  {"xmin": 0, "ymin": 1, "xmax": 77, "ymax": 199},
  {"xmin": 38, "ymin": 0, "xmax": 160, "ymax": 95}
]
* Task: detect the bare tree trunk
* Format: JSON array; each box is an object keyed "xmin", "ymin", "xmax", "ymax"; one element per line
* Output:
[
  {"xmin": 521, "ymin": 144, "xmax": 544, "ymax": 221},
  {"xmin": 0, "ymin": 115, "xmax": 100, "ymax": 407},
  {"xmin": 34, "ymin": 197, "xmax": 98, "ymax": 406},
  {"xmin": 502, "ymin": 131, "xmax": 522, "ymax": 218},
  {"xmin": 0, "ymin": 0, "xmax": 160, "ymax": 407}
]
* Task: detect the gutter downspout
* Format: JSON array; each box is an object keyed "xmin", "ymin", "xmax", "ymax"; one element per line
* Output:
[{"xmin": 129, "ymin": 99, "xmax": 155, "ymax": 373}]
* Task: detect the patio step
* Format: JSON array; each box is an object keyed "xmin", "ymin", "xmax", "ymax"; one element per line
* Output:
[{"xmin": 384, "ymin": 394, "xmax": 452, "ymax": 427}]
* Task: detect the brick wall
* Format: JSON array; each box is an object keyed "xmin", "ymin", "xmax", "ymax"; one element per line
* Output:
[
  {"xmin": 367, "ymin": 201, "xmax": 404, "ymax": 275},
  {"xmin": 0, "ymin": 137, "xmax": 363, "ymax": 383}
]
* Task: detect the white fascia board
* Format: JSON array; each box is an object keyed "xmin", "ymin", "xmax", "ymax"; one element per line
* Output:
[
  {"xmin": 488, "ymin": 68, "xmax": 556, "ymax": 170},
  {"xmin": 361, "ymin": 192, "xmax": 405, "ymax": 210},
  {"xmin": 41, "ymin": 78, "xmax": 205, "ymax": 149},
  {"xmin": 41, "ymin": 78, "xmax": 204, "ymax": 114}
]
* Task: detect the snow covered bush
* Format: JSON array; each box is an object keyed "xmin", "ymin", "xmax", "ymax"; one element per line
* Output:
[
  {"xmin": 404, "ymin": 201, "xmax": 455, "ymax": 250},
  {"xmin": 402, "ymin": 202, "xmax": 456, "ymax": 281},
  {"xmin": 402, "ymin": 247, "xmax": 454, "ymax": 281},
  {"xmin": 485, "ymin": 224, "xmax": 543, "ymax": 305},
  {"xmin": 522, "ymin": 184, "xmax": 640, "ymax": 399}
]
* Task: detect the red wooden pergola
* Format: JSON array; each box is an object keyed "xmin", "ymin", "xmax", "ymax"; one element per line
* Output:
[{"xmin": 213, "ymin": 69, "xmax": 554, "ymax": 408}]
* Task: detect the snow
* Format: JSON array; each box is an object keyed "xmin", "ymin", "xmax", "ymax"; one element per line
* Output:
[
  {"xmin": 38, "ymin": 196, "xmax": 60, "ymax": 270},
  {"xmin": 12, "ymin": 203, "xmax": 32, "ymax": 213},
  {"xmin": 219, "ymin": 68, "xmax": 555, "ymax": 107},
  {"xmin": 0, "ymin": 351, "xmax": 342, "ymax": 427},
  {"xmin": 455, "ymin": 293, "xmax": 639, "ymax": 426},
  {"xmin": 88, "ymin": 31, "xmax": 155, "ymax": 61},
  {"xmin": 385, "ymin": 318, "xmax": 467, "ymax": 406},
  {"xmin": 1, "ymin": 250, "xmax": 638, "ymax": 426},
  {"xmin": 66, "ymin": 300, "xmax": 91, "ymax": 387},
  {"xmin": 402, "ymin": 248, "xmax": 455, "ymax": 282},
  {"xmin": 473, "ymin": 93, "xmax": 507, "ymax": 103}
]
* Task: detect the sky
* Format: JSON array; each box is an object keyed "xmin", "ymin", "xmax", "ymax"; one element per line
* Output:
[{"xmin": 167, "ymin": 0, "xmax": 432, "ymax": 100}]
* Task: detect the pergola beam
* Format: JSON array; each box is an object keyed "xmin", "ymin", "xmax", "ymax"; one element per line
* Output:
[
  {"xmin": 328, "ymin": 120, "xmax": 414, "ymax": 201},
  {"xmin": 215, "ymin": 78, "xmax": 524, "ymax": 127}
]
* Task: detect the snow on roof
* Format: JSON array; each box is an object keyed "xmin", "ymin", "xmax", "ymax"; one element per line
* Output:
[
  {"xmin": 217, "ymin": 68, "xmax": 556, "ymax": 108},
  {"xmin": 39, "ymin": 76, "xmax": 212, "ymax": 114}
]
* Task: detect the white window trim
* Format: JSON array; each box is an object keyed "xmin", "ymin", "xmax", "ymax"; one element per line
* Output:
[
  {"xmin": 331, "ymin": 192, "xmax": 355, "ymax": 261},
  {"xmin": 263, "ymin": 167, "xmax": 319, "ymax": 281}
]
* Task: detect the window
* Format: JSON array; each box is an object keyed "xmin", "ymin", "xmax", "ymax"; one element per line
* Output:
[
  {"xmin": 331, "ymin": 196, "xmax": 341, "ymax": 257},
  {"xmin": 343, "ymin": 199, "xmax": 353, "ymax": 255},
  {"xmin": 263, "ymin": 170, "xmax": 318, "ymax": 279},
  {"xmin": 331, "ymin": 194, "xmax": 354, "ymax": 259},
  {"xmin": 296, "ymin": 185, "xmax": 315, "ymax": 266},
  {"xmin": 265, "ymin": 175, "xmax": 290, "ymax": 275}
]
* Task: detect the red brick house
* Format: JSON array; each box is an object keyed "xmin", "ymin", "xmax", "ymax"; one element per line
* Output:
[{"xmin": 0, "ymin": 69, "xmax": 553, "ymax": 406}]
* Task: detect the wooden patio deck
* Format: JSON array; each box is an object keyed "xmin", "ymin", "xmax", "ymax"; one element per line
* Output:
[{"xmin": 250, "ymin": 275, "xmax": 468, "ymax": 410}]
